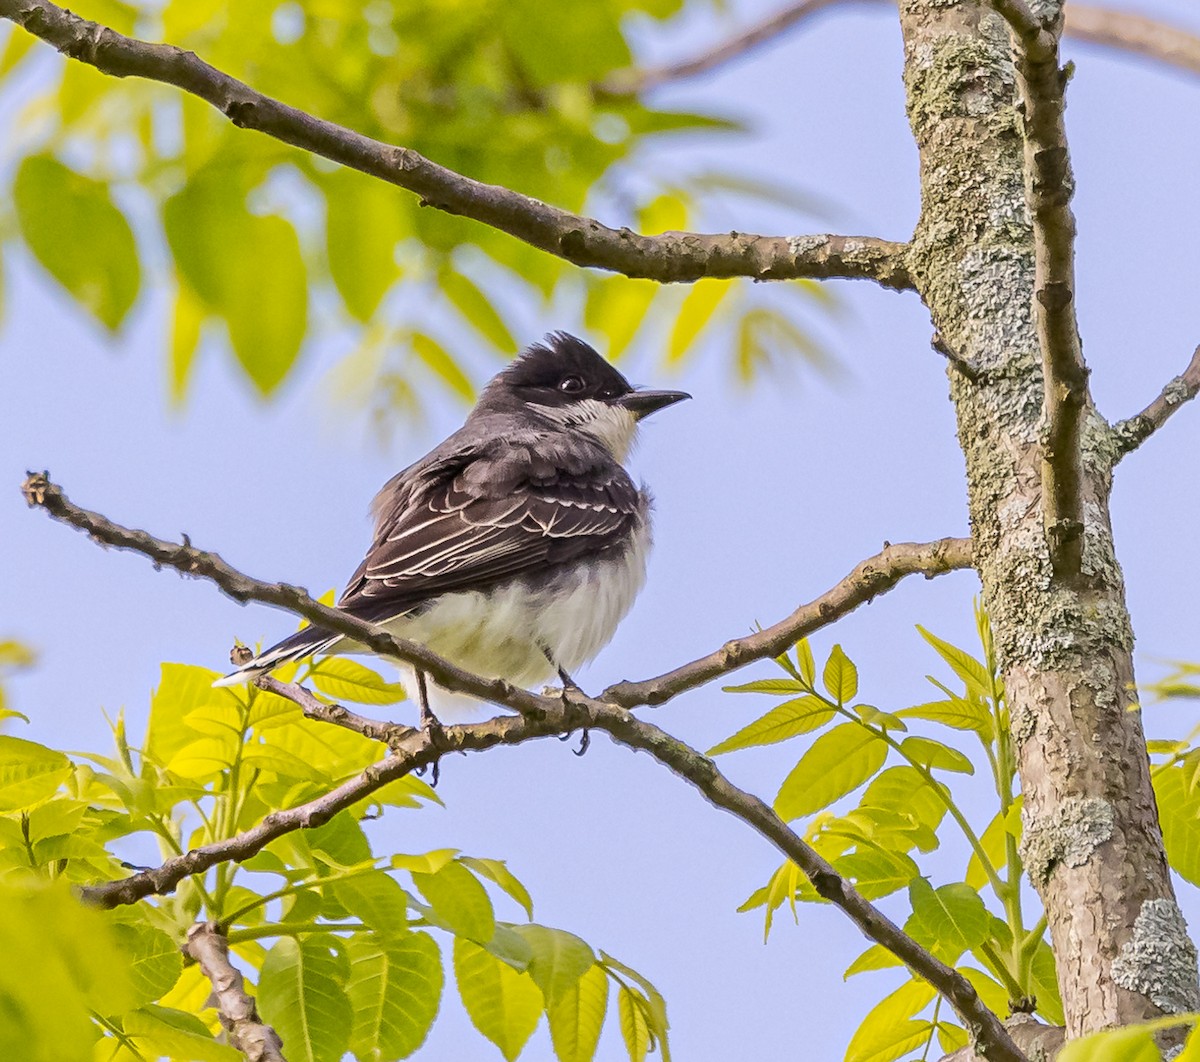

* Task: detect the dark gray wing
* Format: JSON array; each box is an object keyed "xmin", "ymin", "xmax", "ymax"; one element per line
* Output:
[{"xmin": 336, "ymin": 435, "xmax": 643, "ymax": 624}]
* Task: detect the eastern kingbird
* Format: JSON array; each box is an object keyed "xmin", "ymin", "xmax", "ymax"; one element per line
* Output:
[{"xmin": 215, "ymin": 332, "xmax": 689, "ymax": 726}]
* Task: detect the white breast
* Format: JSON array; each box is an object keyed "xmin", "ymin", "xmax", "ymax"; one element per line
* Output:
[{"xmin": 384, "ymin": 517, "xmax": 651, "ymax": 715}]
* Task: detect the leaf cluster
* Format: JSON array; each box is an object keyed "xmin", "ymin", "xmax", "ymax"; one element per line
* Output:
[{"xmin": 0, "ymin": 653, "xmax": 667, "ymax": 1062}]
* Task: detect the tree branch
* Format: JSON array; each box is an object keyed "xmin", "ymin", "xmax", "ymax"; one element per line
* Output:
[
  {"xmin": 21, "ymin": 473, "xmax": 970, "ymax": 712},
  {"xmin": 0, "ymin": 0, "xmax": 911, "ymax": 291},
  {"xmin": 120, "ymin": 674, "xmax": 1029, "ymax": 1062},
  {"xmin": 184, "ymin": 922, "xmax": 287, "ymax": 1062},
  {"xmin": 1111, "ymin": 344, "xmax": 1200, "ymax": 464},
  {"xmin": 991, "ymin": 1, "xmax": 1090, "ymax": 581},
  {"xmin": 604, "ymin": 536, "xmax": 972, "ymax": 707},
  {"xmin": 24, "ymin": 472, "xmax": 1016, "ymax": 1058},
  {"xmin": 603, "ymin": 0, "xmax": 1200, "ymax": 97}
]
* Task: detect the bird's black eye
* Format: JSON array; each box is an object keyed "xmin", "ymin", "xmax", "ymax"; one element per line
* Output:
[{"xmin": 558, "ymin": 375, "xmax": 585, "ymax": 394}]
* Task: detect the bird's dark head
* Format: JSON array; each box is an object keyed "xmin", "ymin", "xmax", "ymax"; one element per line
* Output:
[{"xmin": 477, "ymin": 332, "xmax": 690, "ymax": 461}]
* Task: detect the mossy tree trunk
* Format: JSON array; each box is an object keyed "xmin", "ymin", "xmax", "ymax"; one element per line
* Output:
[{"xmin": 897, "ymin": 0, "xmax": 1199, "ymax": 1038}]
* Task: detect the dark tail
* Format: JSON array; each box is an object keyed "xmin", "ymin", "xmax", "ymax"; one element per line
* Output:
[{"xmin": 212, "ymin": 625, "xmax": 340, "ymax": 687}]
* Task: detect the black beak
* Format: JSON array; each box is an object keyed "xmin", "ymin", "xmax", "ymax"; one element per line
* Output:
[{"xmin": 617, "ymin": 389, "xmax": 691, "ymax": 419}]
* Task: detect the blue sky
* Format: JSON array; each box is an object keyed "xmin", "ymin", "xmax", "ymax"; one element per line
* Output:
[{"xmin": 3, "ymin": 1, "xmax": 1200, "ymax": 1058}]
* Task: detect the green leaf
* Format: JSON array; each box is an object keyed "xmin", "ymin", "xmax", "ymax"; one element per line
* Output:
[
  {"xmin": 667, "ymin": 279, "xmax": 733, "ymax": 363},
  {"xmin": 0, "ymin": 735, "xmax": 71, "ymax": 811},
  {"xmin": 413, "ymin": 859, "xmax": 496, "ymax": 942},
  {"xmin": 957, "ymin": 967, "xmax": 1009, "ymax": 1018},
  {"xmin": 0, "ymin": 23, "xmax": 38, "ymax": 77},
  {"xmin": 617, "ymin": 985, "xmax": 652, "ymax": 1062},
  {"xmin": 323, "ymin": 168, "xmax": 407, "ymax": 322},
  {"xmin": 111, "ymin": 922, "xmax": 183, "ymax": 1005},
  {"xmin": 844, "ymin": 980, "xmax": 936, "ymax": 1062},
  {"xmin": 333, "ymin": 871, "xmax": 410, "ymax": 939},
  {"xmin": 1154, "ymin": 765, "xmax": 1200, "ymax": 886},
  {"xmin": 844, "ymin": 944, "xmax": 903, "ymax": 979},
  {"xmin": 721, "ymin": 678, "xmax": 805, "ymax": 695},
  {"xmin": 853, "ymin": 704, "xmax": 907, "ymax": 731},
  {"xmin": 584, "ymin": 275, "xmax": 657, "ymax": 359},
  {"xmin": 454, "ymin": 936, "xmax": 543, "ymax": 1062},
  {"xmin": 459, "ymin": 856, "xmax": 534, "ymax": 920},
  {"xmin": 897, "ymin": 697, "xmax": 993, "ymax": 736},
  {"xmin": 1057, "ymin": 1025, "xmax": 1161, "ymax": 1062},
  {"xmin": 899, "ymin": 736, "xmax": 974, "ymax": 775},
  {"xmin": 124, "ymin": 1005, "xmax": 240, "ymax": 1062},
  {"xmin": 795, "ymin": 639, "xmax": 817, "ymax": 686},
  {"xmin": 14, "ymin": 155, "xmax": 140, "ymax": 331},
  {"xmin": 774, "ymin": 723, "xmax": 888, "ymax": 821},
  {"xmin": 917, "ymin": 626, "xmax": 993, "ymax": 700},
  {"xmin": 310, "ymin": 658, "xmax": 407, "ymax": 705},
  {"xmin": 707, "ymin": 696, "xmax": 835, "ymax": 755},
  {"xmin": 906, "ymin": 879, "xmax": 989, "ymax": 962},
  {"xmin": 440, "ymin": 269, "xmax": 518, "ymax": 353},
  {"xmin": 509, "ymin": 924, "xmax": 595, "ymax": 1007},
  {"xmin": 164, "ymin": 174, "xmax": 307, "ymax": 394},
  {"xmin": 411, "ymin": 332, "xmax": 476, "ymax": 404},
  {"xmin": 170, "ymin": 284, "xmax": 205, "ymax": 402},
  {"xmin": 833, "ymin": 849, "xmax": 919, "ymax": 900},
  {"xmin": 346, "ymin": 931, "xmax": 442, "ymax": 1062},
  {"xmin": 146, "ymin": 663, "xmax": 230, "ymax": 766},
  {"xmin": 392, "ymin": 849, "xmax": 458, "ymax": 875},
  {"xmin": 599, "ymin": 953, "xmax": 670, "ymax": 1062},
  {"xmin": 547, "ymin": 962, "xmax": 608, "ymax": 1062},
  {"xmin": 501, "ymin": 0, "xmax": 630, "ymax": 84},
  {"xmin": 966, "ymin": 804, "xmax": 1019, "ymax": 891},
  {"xmin": 1030, "ymin": 937, "xmax": 1064, "ymax": 1026},
  {"xmin": 860, "ymin": 767, "xmax": 948, "ymax": 832},
  {"xmin": 822, "ymin": 644, "xmax": 858, "ymax": 704},
  {"xmin": 258, "ymin": 937, "xmax": 352, "ymax": 1062}
]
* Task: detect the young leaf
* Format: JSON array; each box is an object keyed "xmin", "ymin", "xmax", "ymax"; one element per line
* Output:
[
  {"xmin": 822, "ymin": 644, "xmax": 858, "ymax": 704},
  {"xmin": 721, "ymin": 678, "xmax": 805, "ymax": 695},
  {"xmin": 896, "ymin": 697, "xmax": 993, "ymax": 736},
  {"xmin": 833, "ymin": 849, "xmax": 919, "ymax": 900},
  {"xmin": 598, "ymin": 953, "xmax": 670, "ymax": 1062},
  {"xmin": 0, "ymin": 735, "xmax": 71, "ymax": 811},
  {"xmin": 310, "ymin": 658, "xmax": 407, "ymax": 705},
  {"xmin": 123, "ymin": 1005, "xmax": 240, "ymax": 1062},
  {"xmin": 454, "ymin": 937, "xmax": 543, "ymax": 1062},
  {"xmin": 1030, "ymin": 938, "xmax": 1064, "ymax": 1026},
  {"xmin": 583, "ymin": 275, "xmax": 657, "ymax": 359},
  {"xmin": 906, "ymin": 879, "xmax": 990, "ymax": 961},
  {"xmin": 413, "ymin": 860, "xmax": 496, "ymax": 943},
  {"xmin": 346, "ymin": 931, "xmax": 442, "ymax": 1062},
  {"xmin": 795, "ymin": 639, "xmax": 816, "ymax": 686},
  {"xmin": 1153, "ymin": 766, "xmax": 1200, "ymax": 886},
  {"xmin": 508, "ymin": 924, "xmax": 595, "ymax": 1008},
  {"xmin": 257, "ymin": 937, "xmax": 352, "ymax": 1062},
  {"xmin": 323, "ymin": 168, "xmax": 407, "ymax": 323},
  {"xmin": 667, "ymin": 279, "xmax": 733, "ymax": 363},
  {"xmin": 860, "ymin": 767, "xmax": 949, "ymax": 832},
  {"xmin": 547, "ymin": 962, "xmax": 608, "ymax": 1062},
  {"xmin": 440, "ymin": 269, "xmax": 518, "ymax": 353},
  {"xmin": 774, "ymin": 723, "xmax": 888, "ymax": 821},
  {"xmin": 14, "ymin": 155, "xmax": 140, "ymax": 332},
  {"xmin": 110, "ymin": 922, "xmax": 184, "ymax": 1005},
  {"xmin": 411, "ymin": 331, "xmax": 476, "ymax": 404},
  {"xmin": 899, "ymin": 736, "xmax": 974, "ymax": 775},
  {"xmin": 844, "ymin": 943, "xmax": 903, "ymax": 979},
  {"xmin": 1057, "ymin": 1025, "xmax": 1160, "ymax": 1062},
  {"xmin": 459, "ymin": 856, "xmax": 535, "ymax": 920},
  {"xmin": 333, "ymin": 871, "xmax": 410, "ymax": 939},
  {"xmin": 617, "ymin": 985, "xmax": 652, "ymax": 1062},
  {"xmin": 916, "ymin": 626, "xmax": 993, "ymax": 700},
  {"xmin": 844, "ymin": 980, "xmax": 936, "ymax": 1062},
  {"xmin": 706, "ymin": 696, "xmax": 835, "ymax": 756}
]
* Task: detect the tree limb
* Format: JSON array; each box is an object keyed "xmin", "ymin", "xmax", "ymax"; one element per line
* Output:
[
  {"xmin": 21, "ymin": 473, "xmax": 971, "ymax": 712},
  {"xmin": 603, "ymin": 536, "xmax": 972, "ymax": 707},
  {"xmin": 184, "ymin": 922, "xmax": 287, "ymax": 1062},
  {"xmin": 0, "ymin": 0, "xmax": 911, "ymax": 290},
  {"xmin": 603, "ymin": 0, "xmax": 1200, "ymax": 96},
  {"xmin": 1111, "ymin": 344, "xmax": 1200, "ymax": 464},
  {"xmin": 992, "ymin": 0, "xmax": 1090, "ymax": 581}
]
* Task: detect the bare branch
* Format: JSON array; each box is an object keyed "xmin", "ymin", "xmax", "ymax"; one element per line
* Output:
[
  {"xmin": 22, "ymin": 473, "xmax": 970, "ymax": 711},
  {"xmin": 991, "ymin": 1, "xmax": 1090, "ymax": 581},
  {"xmin": 0, "ymin": 0, "xmax": 911, "ymax": 291},
  {"xmin": 604, "ymin": 536, "xmax": 972, "ymax": 707},
  {"xmin": 184, "ymin": 922, "xmax": 287, "ymax": 1062},
  {"xmin": 1111, "ymin": 345, "xmax": 1200, "ymax": 463},
  {"xmin": 600, "ymin": 0, "xmax": 867, "ymax": 94},
  {"xmin": 604, "ymin": 0, "xmax": 1200, "ymax": 97},
  {"xmin": 1065, "ymin": 5, "xmax": 1200, "ymax": 80}
]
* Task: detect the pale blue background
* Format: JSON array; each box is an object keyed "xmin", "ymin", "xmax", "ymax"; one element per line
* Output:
[{"xmin": 2, "ymin": 2, "xmax": 1199, "ymax": 1058}]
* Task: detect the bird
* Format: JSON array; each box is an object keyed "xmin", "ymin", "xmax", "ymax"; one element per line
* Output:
[{"xmin": 214, "ymin": 332, "xmax": 690, "ymax": 730}]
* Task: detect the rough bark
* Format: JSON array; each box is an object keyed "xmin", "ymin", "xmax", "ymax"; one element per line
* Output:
[{"xmin": 897, "ymin": 0, "xmax": 1199, "ymax": 1038}]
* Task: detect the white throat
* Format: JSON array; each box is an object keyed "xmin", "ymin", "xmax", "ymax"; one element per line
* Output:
[{"xmin": 533, "ymin": 399, "xmax": 639, "ymax": 463}]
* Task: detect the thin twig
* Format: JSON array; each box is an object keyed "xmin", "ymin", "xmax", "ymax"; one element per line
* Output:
[
  {"xmin": 22, "ymin": 473, "xmax": 971, "ymax": 713},
  {"xmin": 603, "ymin": 0, "xmax": 1200, "ymax": 97},
  {"xmin": 1111, "ymin": 345, "xmax": 1200, "ymax": 464},
  {"xmin": 185, "ymin": 922, "xmax": 287, "ymax": 1062},
  {"xmin": 992, "ymin": 0, "xmax": 1090, "ymax": 581},
  {"xmin": 603, "ymin": 536, "xmax": 971, "ymax": 707},
  {"xmin": 0, "ymin": 0, "xmax": 912, "ymax": 290}
]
